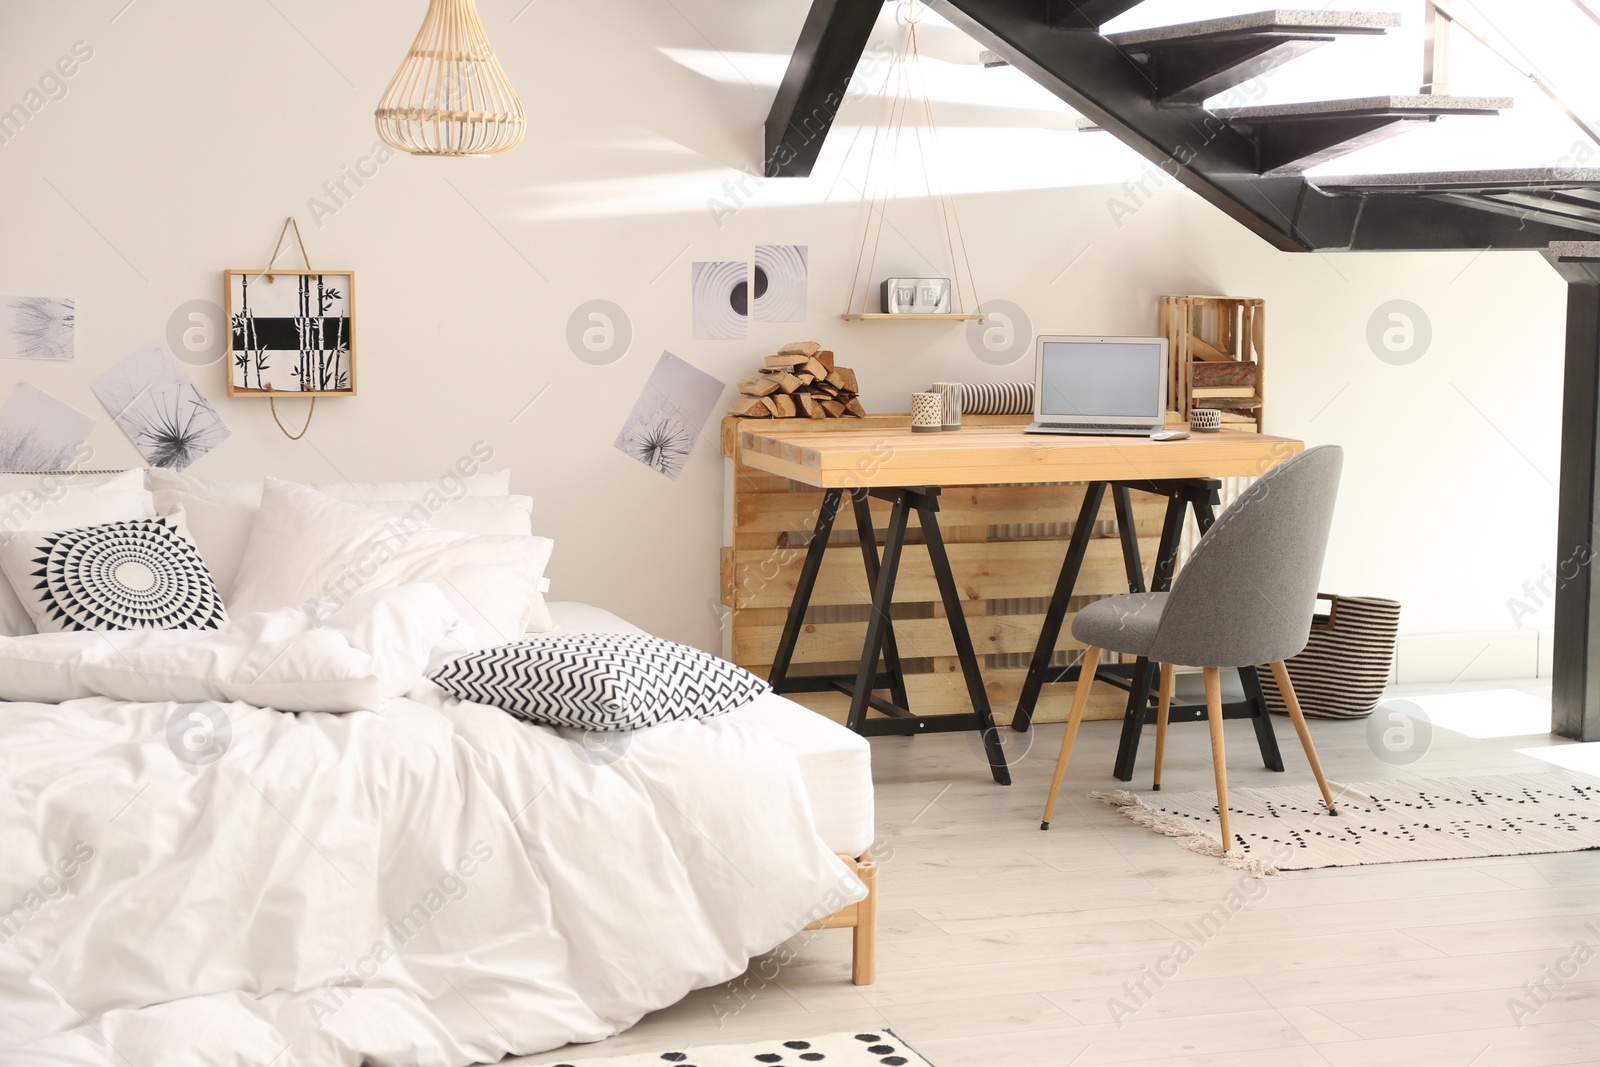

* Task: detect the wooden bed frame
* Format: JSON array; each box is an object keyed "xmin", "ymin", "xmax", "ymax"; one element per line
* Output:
[{"xmin": 806, "ymin": 850, "xmax": 878, "ymax": 984}]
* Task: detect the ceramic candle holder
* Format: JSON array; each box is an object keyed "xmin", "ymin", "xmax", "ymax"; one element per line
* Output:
[
  {"xmin": 1190, "ymin": 408, "xmax": 1222, "ymax": 432},
  {"xmin": 911, "ymin": 392, "xmax": 945, "ymax": 433},
  {"xmin": 930, "ymin": 382, "xmax": 962, "ymax": 430}
]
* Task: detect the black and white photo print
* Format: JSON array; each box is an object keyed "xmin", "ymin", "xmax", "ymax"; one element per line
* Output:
[
  {"xmin": 0, "ymin": 295, "xmax": 75, "ymax": 361},
  {"xmin": 0, "ymin": 383, "xmax": 93, "ymax": 472},
  {"xmin": 613, "ymin": 350, "xmax": 725, "ymax": 480},
  {"xmin": 92, "ymin": 341, "xmax": 231, "ymax": 471},
  {"xmin": 691, "ymin": 260, "xmax": 750, "ymax": 340},
  {"xmin": 226, "ymin": 270, "xmax": 354, "ymax": 395},
  {"xmin": 754, "ymin": 244, "xmax": 808, "ymax": 322}
]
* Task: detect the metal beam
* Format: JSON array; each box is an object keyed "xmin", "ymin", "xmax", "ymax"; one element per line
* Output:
[
  {"xmin": 764, "ymin": 0, "xmax": 884, "ymax": 178},
  {"xmin": 1547, "ymin": 246, "xmax": 1600, "ymax": 742},
  {"xmin": 1343, "ymin": 194, "xmax": 1600, "ymax": 251}
]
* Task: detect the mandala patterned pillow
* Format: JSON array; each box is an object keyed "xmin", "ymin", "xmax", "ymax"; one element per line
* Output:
[
  {"xmin": 0, "ymin": 512, "xmax": 228, "ymax": 633},
  {"xmin": 429, "ymin": 632, "xmax": 770, "ymax": 731}
]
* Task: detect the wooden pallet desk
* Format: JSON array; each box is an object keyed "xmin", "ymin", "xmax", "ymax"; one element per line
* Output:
[{"xmin": 723, "ymin": 416, "xmax": 1303, "ymax": 783}]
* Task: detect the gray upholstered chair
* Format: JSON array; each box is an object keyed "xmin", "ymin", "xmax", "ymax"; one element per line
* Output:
[{"xmin": 1040, "ymin": 445, "xmax": 1344, "ymax": 848}]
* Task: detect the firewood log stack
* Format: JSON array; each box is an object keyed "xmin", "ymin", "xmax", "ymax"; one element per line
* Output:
[{"xmin": 726, "ymin": 341, "xmax": 866, "ymax": 419}]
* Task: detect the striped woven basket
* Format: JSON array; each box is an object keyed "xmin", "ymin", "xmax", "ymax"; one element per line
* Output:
[{"xmin": 1259, "ymin": 594, "xmax": 1401, "ymax": 720}]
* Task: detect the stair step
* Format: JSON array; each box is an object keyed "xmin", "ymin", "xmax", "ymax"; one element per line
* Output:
[
  {"xmin": 1311, "ymin": 168, "xmax": 1600, "ymax": 192},
  {"xmin": 1215, "ymin": 94, "xmax": 1512, "ymax": 120},
  {"xmin": 1548, "ymin": 241, "xmax": 1600, "ymax": 260},
  {"xmin": 1312, "ymin": 169, "xmax": 1600, "ymax": 237},
  {"xmin": 1107, "ymin": 12, "xmax": 1399, "ymax": 102},
  {"xmin": 1214, "ymin": 95, "xmax": 1512, "ymax": 173},
  {"xmin": 1108, "ymin": 10, "xmax": 1400, "ymax": 47}
]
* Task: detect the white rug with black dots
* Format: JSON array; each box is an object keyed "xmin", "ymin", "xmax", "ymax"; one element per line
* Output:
[
  {"xmin": 1095, "ymin": 771, "xmax": 1600, "ymax": 874},
  {"xmin": 543, "ymin": 1030, "xmax": 932, "ymax": 1066}
]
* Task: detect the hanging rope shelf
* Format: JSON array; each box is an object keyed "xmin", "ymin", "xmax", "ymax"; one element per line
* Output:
[
  {"xmin": 841, "ymin": 312, "xmax": 984, "ymax": 321},
  {"xmin": 841, "ymin": 2, "xmax": 984, "ymax": 323}
]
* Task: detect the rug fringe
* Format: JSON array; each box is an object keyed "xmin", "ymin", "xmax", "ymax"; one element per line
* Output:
[{"xmin": 1089, "ymin": 790, "xmax": 1280, "ymax": 877}]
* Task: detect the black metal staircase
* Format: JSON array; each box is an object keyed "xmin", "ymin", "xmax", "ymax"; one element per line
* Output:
[
  {"xmin": 764, "ymin": 1, "xmax": 1599, "ymax": 253},
  {"xmin": 763, "ymin": 1, "xmax": 1600, "ymax": 741}
]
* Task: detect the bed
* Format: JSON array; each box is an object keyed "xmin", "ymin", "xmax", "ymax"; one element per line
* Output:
[{"xmin": 0, "ymin": 471, "xmax": 878, "ymax": 1067}]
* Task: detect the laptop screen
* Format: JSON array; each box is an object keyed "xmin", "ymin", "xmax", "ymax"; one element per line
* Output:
[{"xmin": 1039, "ymin": 340, "xmax": 1164, "ymax": 419}]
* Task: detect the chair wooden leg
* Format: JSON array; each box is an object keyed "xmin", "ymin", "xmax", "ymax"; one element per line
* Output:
[
  {"xmin": 1203, "ymin": 667, "xmax": 1232, "ymax": 850},
  {"xmin": 851, "ymin": 851, "xmax": 878, "ymax": 985},
  {"xmin": 1041, "ymin": 646, "xmax": 1101, "ymax": 830},
  {"xmin": 1153, "ymin": 662, "xmax": 1175, "ymax": 791},
  {"xmin": 1270, "ymin": 661, "xmax": 1339, "ymax": 815}
]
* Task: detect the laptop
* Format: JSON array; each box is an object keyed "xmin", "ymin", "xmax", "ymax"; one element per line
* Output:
[{"xmin": 1025, "ymin": 334, "xmax": 1169, "ymax": 436}]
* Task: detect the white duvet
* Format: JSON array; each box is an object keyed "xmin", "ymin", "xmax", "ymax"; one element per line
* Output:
[{"xmin": 0, "ymin": 588, "xmax": 863, "ymax": 1066}]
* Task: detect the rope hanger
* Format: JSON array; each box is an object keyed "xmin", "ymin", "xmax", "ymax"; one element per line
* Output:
[
  {"xmin": 844, "ymin": 1, "xmax": 982, "ymax": 317},
  {"xmin": 256, "ymin": 217, "xmax": 316, "ymax": 441}
]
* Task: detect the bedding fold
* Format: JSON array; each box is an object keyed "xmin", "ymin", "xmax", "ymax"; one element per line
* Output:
[{"xmin": 0, "ymin": 584, "xmax": 470, "ymax": 712}]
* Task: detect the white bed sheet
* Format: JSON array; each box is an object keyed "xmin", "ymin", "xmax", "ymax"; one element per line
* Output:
[
  {"xmin": 0, "ymin": 597, "xmax": 868, "ymax": 1066},
  {"xmin": 545, "ymin": 603, "xmax": 876, "ymax": 858}
]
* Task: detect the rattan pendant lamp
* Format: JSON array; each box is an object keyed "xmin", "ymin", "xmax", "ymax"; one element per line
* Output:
[{"xmin": 375, "ymin": 0, "xmax": 525, "ymax": 156}]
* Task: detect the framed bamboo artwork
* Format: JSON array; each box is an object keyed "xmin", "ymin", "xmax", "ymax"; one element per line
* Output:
[{"xmin": 225, "ymin": 269, "xmax": 357, "ymax": 397}]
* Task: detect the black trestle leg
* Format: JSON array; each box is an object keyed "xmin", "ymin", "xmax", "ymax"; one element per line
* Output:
[
  {"xmin": 767, "ymin": 488, "xmax": 843, "ymax": 694},
  {"xmin": 918, "ymin": 498, "xmax": 1011, "ymax": 785},
  {"xmin": 1238, "ymin": 664, "xmax": 1285, "ymax": 772},
  {"xmin": 847, "ymin": 492, "xmax": 911, "ymax": 734},
  {"xmin": 851, "ymin": 488, "xmax": 911, "ymax": 713},
  {"xmin": 1149, "ymin": 490, "xmax": 1189, "ymax": 593},
  {"xmin": 1110, "ymin": 489, "xmax": 1187, "ymax": 779},
  {"xmin": 1111, "ymin": 484, "xmax": 1146, "ymax": 594},
  {"xmin": 1013, "ymin": 482, "xmax": 1107, "ymax": 732},
  {"xmin": 1112, "ymin": 657, "xmax": 1155, "ymax": 782}
]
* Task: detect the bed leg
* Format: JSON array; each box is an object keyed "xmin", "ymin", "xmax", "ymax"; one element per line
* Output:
[{"xmin": 851, "ymin": 850, "xmax": 877, "ymax": 986}]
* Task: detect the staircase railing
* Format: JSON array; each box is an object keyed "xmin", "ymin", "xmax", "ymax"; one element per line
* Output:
[
  {"xmin": 1568, "ymin": 0, "xmax": 1600, "ymax": 31},
  {"xmin": 1423, "ymin": 0, "xmax": 1600, "ymax": 149},
  {"xmin": 1421, "ymin": 1, "xmax": 1451, "ymax": 94}
]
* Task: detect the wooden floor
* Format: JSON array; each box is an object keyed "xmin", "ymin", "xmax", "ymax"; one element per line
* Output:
[{"xmin": 511, "ymin": 680, "xmax": 1600, "ymax": 1067}]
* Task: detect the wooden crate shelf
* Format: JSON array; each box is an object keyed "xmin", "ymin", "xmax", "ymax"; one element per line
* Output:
[
  {"xmin": 720, "ymin": 414, "xmax": 1158, "ymax": 727},
  {"xmin": 1160, "ymin": 295, "xmax": 1266, "ymax": 432}
]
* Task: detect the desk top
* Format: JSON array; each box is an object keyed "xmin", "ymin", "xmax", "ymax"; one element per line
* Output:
[{"xmin": 736, "ymin": 420, "xmax": 1304, "ymax": 488}]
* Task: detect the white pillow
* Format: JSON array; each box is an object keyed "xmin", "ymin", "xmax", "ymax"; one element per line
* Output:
[
  {"xmin": 0, "ymin": 476, "xmax": 157, "ymax": 635},
  {"xmin": 0, "ymin": 469, "xmax": 146, "ymax": 496},
  {"xmin": 148, "ymin": 469, "xmax": 521, "ymax": 601},
  {"xmin": 145, "ymin": 467, "xmax": 513, "ymax": 502},
  {"xmin": 0, "ymin": 469, "xmax": 149, "ymax": 534},
  {"xmin": 360, "ymin": 496, "xmax": 533, "ymax": 536},
  {"xmin": 229, "ymin": 479, "xmax": 554, "ymax": 646},
  {"xmin": 155, "ymin": 486, "xmax": 533, "ymax": 601}
]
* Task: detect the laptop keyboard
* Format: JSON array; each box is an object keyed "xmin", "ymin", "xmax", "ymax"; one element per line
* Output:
[{"xmin": 1036, "ymin": 422, "xmax": 1146, "ymax": 432}]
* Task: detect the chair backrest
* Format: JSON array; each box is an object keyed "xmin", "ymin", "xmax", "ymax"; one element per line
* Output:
[{"xmin": 1148, "ymin": 445, "xmax": 1343, "ymax": 668}]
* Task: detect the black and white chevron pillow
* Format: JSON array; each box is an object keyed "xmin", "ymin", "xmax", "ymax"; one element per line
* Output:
[{"xmin": 429, "ymin": 633, "xmax": 771, "ymax": 730}]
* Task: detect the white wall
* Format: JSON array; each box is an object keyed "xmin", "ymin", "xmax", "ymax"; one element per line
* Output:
[{"xmin": 0, "ymin": 1, "xmax": 1568, "ymax": 656}]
